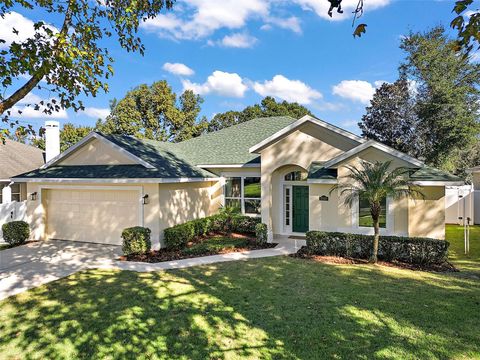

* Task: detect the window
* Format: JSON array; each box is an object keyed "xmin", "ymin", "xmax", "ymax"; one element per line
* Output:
[
  {"xmin": 285, "ymin": 188, "xmax": 290, "ymax": 226},
  {"xmin": 284, "ymin": 171, "xmax": 307, "ymax": 181},
  {"xmin": 0, "ymin": 183, "xmax": 21, "ymax": 203},
  {"xmin": 358, "ymin": 197, "xmax": 386, "ymax": 228},
  {"xmin": 224, "ymin": 177, "xmax": 261, "ymax": 215}
]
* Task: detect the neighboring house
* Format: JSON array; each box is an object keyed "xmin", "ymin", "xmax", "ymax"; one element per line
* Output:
[
  {"xmin": 0, "ymin": 121, "xmax": 60, "ymax": 204},
  {"xmin": 0, "ymin": 139, "xmax": 45, "ymax": 204},
  {"xmin": 13, "ymin": 115, "xmax": 463, "ymax": 248}
]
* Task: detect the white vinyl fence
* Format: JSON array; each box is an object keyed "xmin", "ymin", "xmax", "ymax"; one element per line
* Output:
[
  {"xmin": 445, "ymin": 186, "xmax": 474, "ymax": 225},
  {"xmin": 0, "ymin": 201, "xmax": 27, "ymax": 241}
]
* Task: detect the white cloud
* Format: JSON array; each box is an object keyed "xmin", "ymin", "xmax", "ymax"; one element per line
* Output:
[
  {"xmin": 10, "ymin": 104, "xmax": 68, "ymax": 119},
  {"xmin": 16, "ymin": 92, "xmax": 43, "ymax": 105},
  {"xmin": 218, "ymin": 33, "xmax": 258, "ymax": 48},
  {"xmin": 294, "ymin": 0, "xmax": 390, "ymax": 21},
  {"xmin": 332, "ymin": 80, "xmax": 376, "ymax": 104},
  {"xmin": 140, "ymin": 0, "xmax": 390, "ymax": 42},
  {"xmin": 182, "ymin": 70, "xmax": 248, "ymax": 97},
  {"xmin": 253, "ymin": 75, "xmax": 322, "ymax": 104},
  {"xmin": 374, "ymin": 80, "xmax": 389, "ymax": 88},
  {"xmin": 0, "ymin": 11, "xmax": 57, "ymax": 49},
  {"xmin": 162, "ymin": 62, "xmax": 195, "ymax": 76},
  {"xmin": 82, "ymin": 107, "xmax": 110, "ymax": 119},
  {"xmin": 264, "ymin": 16, "xmax": 302, "ymax": 34},
  {"xmin": 141, "ymin": 0, "xmax": 268, "ymax": 40}
]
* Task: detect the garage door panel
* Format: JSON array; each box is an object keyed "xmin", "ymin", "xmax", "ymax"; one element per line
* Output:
[{"xmin": 45, "ymin": 188, "xmax": 140, "ymax": 245}]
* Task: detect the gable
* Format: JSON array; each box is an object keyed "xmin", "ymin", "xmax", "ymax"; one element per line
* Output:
[
  {"xmin": 58, "ymin": 138, "xmax": 138, "ymax": 166},
  {"xmin": 260, "ymin": 128, "xmax": 346, "ymax": 172}
]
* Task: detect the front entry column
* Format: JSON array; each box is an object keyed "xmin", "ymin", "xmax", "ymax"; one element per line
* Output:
[{"xmin": 261, "ymin": 171, "xmax": 274, "ymax": 242}]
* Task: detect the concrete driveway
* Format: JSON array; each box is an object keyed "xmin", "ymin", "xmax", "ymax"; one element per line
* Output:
[{"xmin": 0, "ymin": 240, "xmax": 121, "ymax": 300}]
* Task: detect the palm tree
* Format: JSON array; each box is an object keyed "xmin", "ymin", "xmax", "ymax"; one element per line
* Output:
[{"xmin": 330, "ymin": 160, "xmax": 423, "ymax": 263}]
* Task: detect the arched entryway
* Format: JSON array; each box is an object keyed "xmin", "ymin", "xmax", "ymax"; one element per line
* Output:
[{"xmin": 271, "ymin": 164, "xmax": 310, "ymax": 236}]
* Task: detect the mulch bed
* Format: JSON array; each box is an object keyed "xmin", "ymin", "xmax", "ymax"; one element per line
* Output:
[
  {"xmin": 121, "ymin": 233, "xmax": 277, "ymax": 263},
  {"xmin": 292, "ymin": 246, "xmax": 458, "ymax": 273}
]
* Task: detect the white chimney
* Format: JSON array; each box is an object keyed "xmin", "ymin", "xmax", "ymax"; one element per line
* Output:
[{"xmin": 45, "ymin": 121, "xmax": 60, "ymax": 162}]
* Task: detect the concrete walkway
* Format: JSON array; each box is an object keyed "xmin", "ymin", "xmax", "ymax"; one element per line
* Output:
[
  {"xmin": 0, "ymin": 238, "xmax": 305, "ymax": 300},
  {"xmin": 110, "ymin": 238, "xmax": 305, "ymax": 272}
]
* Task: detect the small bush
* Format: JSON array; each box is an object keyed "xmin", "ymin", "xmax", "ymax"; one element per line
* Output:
[
  {"xmin": 306, "ymin": 231, "xmax": 449, "ymax": 265},
  {"xmin": 255, "ymin": 223, "xmax": 268, "ymax": 245},
  {"xmin": 192, "ymin": 218, "xmax": 211, "ymax": 237},
  {"xmin": 208, "ymin": 214, "xmax": 226, "ymax": 233},
  {"xmin": 164, "ymin": 222, "xmax": 195, "ymax": 250},
  {"xmin": 2, "ymin": 221, "xmax": 30, "ymax": 246},
  {"xmin": 122, "ymin": 226, "xmax": 151, "ymax": 256},
  {"xmin": 232, "ymin": 215, "xmax": 261, "ymax": 234}
]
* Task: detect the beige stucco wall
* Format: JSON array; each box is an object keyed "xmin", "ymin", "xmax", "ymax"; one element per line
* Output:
[
  {"xmin": 260, "ymin": 126, "xmax": 349, "ymax": 236},
  {"xmin": 58, "ymin": 138, "xmax": 137, "ymax": 166},
  {"xmin": 25, "ymin": 181, "xmax": 221, "ymax": 248},
  {"xmin": 408, "ymin": 186, "xmax": 445, "ymax": 239}
]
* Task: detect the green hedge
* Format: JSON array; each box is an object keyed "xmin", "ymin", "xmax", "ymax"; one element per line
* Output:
[
  {"xmin": 122, "ymin": 226, "xmax": 151, "ymax": 255},
  {"xmin": 163, "ymin": 214, "xmax": 262, "ymax": 250},
  {"xmin": 2, "ymin": 221, "xmax": 30, "ymax": 246},
  {"xmin": 255, "ymin": 223, "xmax": 268, "ymax": 245},
  {"xmin": 306, "ymin": 231, "xmax": 449, "ymax": 265}
]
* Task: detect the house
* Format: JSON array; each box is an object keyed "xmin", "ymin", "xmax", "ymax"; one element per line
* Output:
[
  {"xmin": 13, "ymin": 115, "xmax": 463, "ymax": 248},
  {"xmin": 0, "ymin": 121, "xmax": 60, "ymax": 204}
]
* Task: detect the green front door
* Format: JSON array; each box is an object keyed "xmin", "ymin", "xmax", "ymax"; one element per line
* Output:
[{"xmin": 292, "ymin": 186, "xmax": 309, "ymax": 233}]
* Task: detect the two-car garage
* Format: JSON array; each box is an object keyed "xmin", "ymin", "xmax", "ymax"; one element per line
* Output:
[{"xmin": 44, "ymin": 187, "xmax": 141, "ymax": 245}]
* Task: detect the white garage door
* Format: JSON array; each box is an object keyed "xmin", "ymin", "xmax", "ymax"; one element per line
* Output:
[{"xmin": 45, "ymin": 188, "xmax": 141, "ymax": 245}]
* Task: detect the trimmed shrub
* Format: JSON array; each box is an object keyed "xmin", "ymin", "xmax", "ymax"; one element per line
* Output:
[
  {"xmin": 2, "ymin": 221, "xmax": 30, "ymax": 246},
  {"xmin": 306, "ymin": 231, "xmax": 449, "ymax": 265},
  {"xmin": 122, "ymin": 226, "xmax": 151, "ymax": 256},
  {"xmin": 255, "ymin": 223, "xmax": 268, "ymax": 245},
  {"xmin": 164, "ymin": 222, "xmax": 195, "ymax": 250},
  {"xmin": 232, "ymin": 215, "xmax": 261, "ymax": 234},
  {"xmin": 192, "ymin": 218, "xmax": 211, "ymax": 237},
  {"xmin": 207, "ymin": 214, "xmax": 226, "ymax": 233}
]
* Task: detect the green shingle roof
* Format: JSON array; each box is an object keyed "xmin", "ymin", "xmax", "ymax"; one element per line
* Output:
[
  {"xmin": 409, "ymin": 166, "xmax": 462, "ymax": 182},
  {"xmin": 173, "ymin": 116, "xmax": 298, "ymax": 165},
  {"xmin": 14, "ymin": 164, "xmax": 215, "ymax": 179}
]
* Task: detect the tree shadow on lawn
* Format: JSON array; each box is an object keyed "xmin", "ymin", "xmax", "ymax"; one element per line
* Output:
[{"xmin": 0, "ymin": 257, "xmax": 479, "ymax": 359}]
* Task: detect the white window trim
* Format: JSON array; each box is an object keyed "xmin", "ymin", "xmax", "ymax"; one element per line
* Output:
[
  {"xmin": 350, "ymin": 195, "xmax": 395, "ymax": 236},
  {"xmin": 223, "ymin": 176, "xmax": 261, "ymax": 217}
]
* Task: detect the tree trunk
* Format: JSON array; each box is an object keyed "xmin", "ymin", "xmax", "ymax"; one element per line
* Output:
[{"xmin": 370, "ymin": 203, "xmax": 380, "ymax": 263}]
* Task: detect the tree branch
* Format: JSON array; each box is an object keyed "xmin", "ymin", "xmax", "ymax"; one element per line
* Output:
[{"xmin": 0, "ymin": 0, "xmax": 76, "ymax": 116}]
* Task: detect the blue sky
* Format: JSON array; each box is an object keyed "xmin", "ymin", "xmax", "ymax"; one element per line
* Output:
[{"xmin": 1, "ymin": 0, "xmax": 464, "ymax": 135}]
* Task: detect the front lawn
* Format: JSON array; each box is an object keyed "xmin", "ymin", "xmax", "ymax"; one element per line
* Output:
[
  {"xmin": 1, "ymin": 257, "xmax": 480, "ymax": 358},
  {"xmin": 446, "ymin": 224, "xmax": 480, "ymax": 273}
]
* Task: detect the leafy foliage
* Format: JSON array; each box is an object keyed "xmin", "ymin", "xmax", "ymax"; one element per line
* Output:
[
  {"xmin": 121, "ymin": 226, "xmax": 152, "ymax": 256},
  {"xmin": 306, "ymin": 231, "xmax": 450, "ymax": 265},
  {"xmin": 2, "ymin": 220, "xmax": 30, "ymax": 246},
  {"xmin": 207, "ymin": 96, "xmax": 312, "ymax": 132},
  {"xmin": 330, "ymin": 160, "xmax": 423, "ymax": 263},
  {"xmin": 399, "ymin": 26, "xmax": 480, "ymax": 171},
  {"xmin": 0, "ymin": 0, "xmax": 174, "ymax": 139},
  {"xmin": 255, "ymin": 223, "xmax": 268, "ymax": 245},
  {"xmin": 359, "ymin": 79, "xmax": 420, "ymax": 157},
  {"xmin": 96, "ymin": 81, "xmax": 208, "ymax": 142}
]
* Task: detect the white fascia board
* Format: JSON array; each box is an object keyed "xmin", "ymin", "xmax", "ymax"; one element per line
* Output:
[
  {"xmin": 248, "ymin": 115, "xmax": 365, "ymax": 154},
  {"xmin": 412, "ymin": 181, "xmax": 465, "ymax": 186},
  {"xmin": 306, "ymin": 179, "xmax": 338, "ymax": 184},
  {"xmin": 41, "ymin": 132, "xmax": 155, "ymax": 169},
  {"xmin": 13, "ymin": 177, "xmax": 220, "ymax": 184},
  {"xmin": 322, "ymin": 140, "xmax": 425, "ymax": 169},
  {"xmin": 197, "ymin": 164, "xmax": 261, "ymax": 168}
]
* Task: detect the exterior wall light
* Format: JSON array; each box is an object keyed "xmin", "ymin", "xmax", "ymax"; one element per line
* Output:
[
  {"xmin": 30, "ymin": 192, "xmax": 38, "ymax": 201},
  {"xmin": 142, "ymin": 194, "xmax": 149, "ymax": 205}
]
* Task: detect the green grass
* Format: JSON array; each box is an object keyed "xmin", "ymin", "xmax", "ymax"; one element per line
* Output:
[
  {"xmin": 244, "ymin": 183, "xmax": 261, "ymax": 198},
  {"xmin": 0, "ymin": 227, "xmax": 479, "ymax": 359},
  {"xmin": 446, "ymin": 224, "xmax": 480, "ymax": 274}
]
